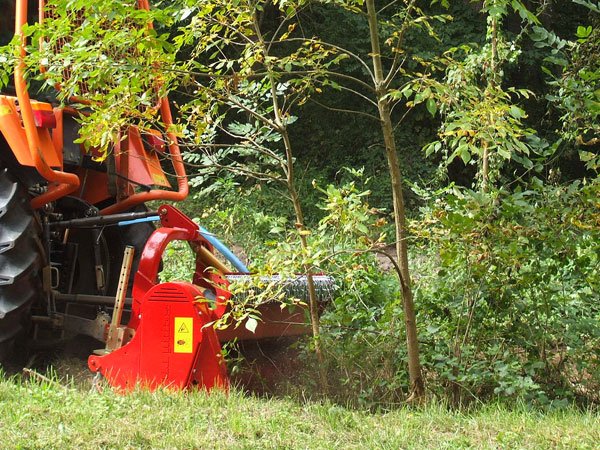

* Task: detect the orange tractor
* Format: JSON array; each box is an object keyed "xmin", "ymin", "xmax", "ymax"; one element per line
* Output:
[{"xmin": 0, "ymin": 0, "xmax": 332, "ymax": 390}]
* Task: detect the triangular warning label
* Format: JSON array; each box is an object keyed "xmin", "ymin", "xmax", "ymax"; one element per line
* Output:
[{"xmin": 178, "ymin": 322, "xmax": 190, "ymax": 333}]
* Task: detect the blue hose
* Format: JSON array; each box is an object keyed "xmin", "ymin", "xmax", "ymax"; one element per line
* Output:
[
  {"xmin": 117, "ymin": 216, "xmax": 161, "ymax": 227},
  {"xmin": 116, "ymin": 214, "xmax": 249, "ymax": 273},
  {"xmin": 198, "ymin": 226, "xmax": 249, "ymax": 273}
]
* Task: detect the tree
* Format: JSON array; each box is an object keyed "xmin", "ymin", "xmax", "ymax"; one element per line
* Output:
[
  {"xmin": 300, "ymin": 0, "xmax": 457, "ymax": 401},
  {"xmin": 423, "ymin": 0, "xmax": 547, "ymax": 191},
  {"xmin": 361, "ymin": 0, "xmax": 425, "ymax": 400},
  {"xmin": 172, "ymin": 0, "xmax": 346, "ymax": 392}
]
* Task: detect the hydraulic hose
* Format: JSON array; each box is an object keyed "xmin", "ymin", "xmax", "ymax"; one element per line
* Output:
[
  {"xmin": 198, "ymin": 226, "xmax": 249, "ymax": 274},
  {"xmin": 115, "ymin": 213, "xmax": 249, "ymax": 273}
]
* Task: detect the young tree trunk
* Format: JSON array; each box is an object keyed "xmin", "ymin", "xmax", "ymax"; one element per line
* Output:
[
  {"xmin": 481, "ymin": 12, "xmax": 498, "ymax": 192},
  {"xmin": 284, "ymin": 132, "xmax": 329, "ymax": 394},
  {"xmin": 378, "ymin": 100, "xmax": 425, "ymax": 401},
  {"xmin": 253, "ymin": 14, "xmax": 328, "ymax": 393},
  {"xmin": 481, "ymin": 141, "xmax": 490, "ymax": 192},
  {"xmin": 366, "ymin": 0, "xmax": 424, "ymax": 400}
]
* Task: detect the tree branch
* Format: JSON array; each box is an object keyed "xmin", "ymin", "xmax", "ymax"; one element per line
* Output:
[
  {"xmin": 308, "ymin": 98, "xmax": 380, "ymax": 121},
  {"xmin": 384, "ymin": 0, "xmax": 418, "ymax": 87},
  {"xmin": 284, "ymin": 37, "xmax": 375, "ymax": 83}
]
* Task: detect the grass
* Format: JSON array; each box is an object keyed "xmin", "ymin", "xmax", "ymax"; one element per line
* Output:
[{"xmin": 0, "ymin": 374, "xmax": 599, "ymax": 449}]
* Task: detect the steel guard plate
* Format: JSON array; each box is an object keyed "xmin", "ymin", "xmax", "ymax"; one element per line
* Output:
[{"xmin": 88, "ymin": 282, "xmax": 228, "ymax": 391}]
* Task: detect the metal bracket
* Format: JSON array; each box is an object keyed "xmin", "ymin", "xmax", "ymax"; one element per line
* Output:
[{"xmin": 60, "ymin": 311, "xmax": 111, "ymax": 342}]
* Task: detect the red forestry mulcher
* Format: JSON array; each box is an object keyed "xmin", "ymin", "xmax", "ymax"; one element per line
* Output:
[{"xmin": 0, "ymin": 0, "xmax": 333, "ymax": 391}]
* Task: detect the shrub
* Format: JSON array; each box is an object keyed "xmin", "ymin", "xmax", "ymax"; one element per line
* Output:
[{"xmin": 412, "ymin": 178, "xmax": 600, "ymax": 406}]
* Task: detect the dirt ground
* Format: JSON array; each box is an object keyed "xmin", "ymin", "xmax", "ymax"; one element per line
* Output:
[{"xmin": 4, "ymin": 334, "xmax": 306, "ymax": 393}]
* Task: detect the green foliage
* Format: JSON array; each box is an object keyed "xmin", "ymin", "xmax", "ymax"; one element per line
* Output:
[
  {"xmin": 0, "ymin": 0, "xmax": 178, "ymax": 155},
  {"xmin": 308, "ymin": 173, "xmax": 407, "ymax": 407},
  {"xmin": 421, "ymin": 0, "xmax": 548, "ymax": 189},
  {"xmin": 412, "ymin": 178, "xmax": 600, "ymax": 405},
  {"xmin": 573, "ymin": 0, "xmax": 600, "ymax": 14},
  {"xmin": 545, "ymin": 21, "xmax": 599, "ymax": 168},
  {"xmin": 158, "ymin": 240, "xmax": 196, "ymax": 283},
  {"xmin": 424, "ymin": 78, "xmax": 538, "ymax": 174},
  {"xmin": 187, "ymin": 181, "xmax": 292, "ymax": 259},
  {"xmin": 177, "ymin": 171, "xmax": 409, "ymax": 407}
]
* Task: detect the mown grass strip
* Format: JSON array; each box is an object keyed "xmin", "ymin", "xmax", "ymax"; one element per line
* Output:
[{"xmin": 0, "ymin": 375, "xmax": 598, "ymax": 449}]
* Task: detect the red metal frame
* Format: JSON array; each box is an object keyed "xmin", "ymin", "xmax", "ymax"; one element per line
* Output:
[{"xmin": 130, "ymin": 205, "xmax": 230, "ymax": 324}]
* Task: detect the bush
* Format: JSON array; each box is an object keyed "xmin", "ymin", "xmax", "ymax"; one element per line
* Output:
[
  {"xmin": 163, "ymin": 169, "xmax": 600, "ymax": 408},
  {"xmin": 412, "ymin": 178, "xmax": 600, "ymax": 406}
]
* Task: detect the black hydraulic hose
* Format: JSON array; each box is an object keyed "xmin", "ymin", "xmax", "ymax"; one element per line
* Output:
[{"xmin": 49, "ymin": 210, "xmax": 159, "ymax": 229}]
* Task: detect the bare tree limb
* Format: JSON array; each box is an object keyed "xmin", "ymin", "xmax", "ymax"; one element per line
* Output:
[
  {"xmin": 384, "ymin": 0, "xmax": 418, "ymax": 87},
  {"xmin": 308, "ymin": 98, "xmax": 380, "ymax": 121}
]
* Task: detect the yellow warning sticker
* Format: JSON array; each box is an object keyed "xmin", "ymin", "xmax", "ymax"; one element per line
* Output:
[{"xmin": 174, "ymin": 317, "xmax": 193, "ymax": 354}]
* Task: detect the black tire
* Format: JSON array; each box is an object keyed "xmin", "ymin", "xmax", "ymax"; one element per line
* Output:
[{"xmin": 0, "ymin": 167, "xmax": 45, "ymax": 362}]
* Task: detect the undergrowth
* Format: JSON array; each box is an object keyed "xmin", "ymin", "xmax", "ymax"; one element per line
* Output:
[
  {"xmin": 161, "ymin": 174, "xmax": 600, "ymax": 410},
  {"xmin": 0, "ymin": 372, "xmax": 599, "ymax": 449}
]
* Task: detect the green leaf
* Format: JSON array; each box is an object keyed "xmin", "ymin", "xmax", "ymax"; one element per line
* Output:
[
  {"xmin": 426, "ymin": 98, "xmax": 437, "ymax": 117},
  {"xmin": 579, "ymin": 151, "xmax": 597, "ymax": 162},
  {"xmin": 576, "ymin": 25, "xmax": 593, "ymax": 39},
  {"xmin": 572, "ymin": 0, "xmax": 600, "ymax": 14},
  {"xmin": 424, "ymin": 141, "xmax": 442, "ymax": 157},
  {"xmin": 511, "ymin": 0, "xmax": 540, "ymax": 24},
  {"xmin": 457, "ymin": 143, "xmax": 471, "ymax": 164},
  {"xmin": 530, "ymin": 26, "xmax": 548, "ymax": 42},
  {"xmin": 509, "ymin": 105, "xmax": 525, "ymax": 119},
  {"xmin": 413, "ymin": 92, "xmax": 426, "ymax": 105},
  {"xmin": 245, "ymin": 317, "xmax": 258, "ymax": 333},
  {"xmin": 356, "ymin": 223, "xmax": 368, "ymax": 234},
  {"xmin": 402, "ymin": 86, "xmax": 413, "ymax": 99}
]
